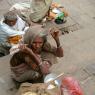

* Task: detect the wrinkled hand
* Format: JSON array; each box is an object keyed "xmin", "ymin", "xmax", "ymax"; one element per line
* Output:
[
  {"xmin": 49, "ymin": 28, "xmax": 60, "ymax": 41},
  {"xmin": 18, "ymin": 44, "xmax": 33, "ymax": 54},
  {"xmin": 40, "ymin": 61, "xmax": 51, "ymax": 75}
]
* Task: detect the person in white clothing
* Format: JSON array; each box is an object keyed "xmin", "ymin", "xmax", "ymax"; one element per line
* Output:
[{"xmin": 0, "ymin": 11, "xmax": 29, "ymax": 57}]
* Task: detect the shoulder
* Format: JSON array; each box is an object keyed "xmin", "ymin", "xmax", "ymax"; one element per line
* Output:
[
  {"xmin": 0, "ymin": 19, "xmax": 5, "ymax": 26},
  {"xmin": 43, "ymin": 42, "xmax": 56, "ymax": 52},
  {"xmin": 17, "ymin": 15, "xmax": 25, "ymax": 23},
  {"xmin": 0, "ymin": 20, "xmax": 9, "ymax": 31}
]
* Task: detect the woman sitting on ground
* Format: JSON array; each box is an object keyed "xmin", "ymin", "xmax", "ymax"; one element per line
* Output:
[{"xmin": 10, "ymin": 25, "xmax": 63, "ymax": 83}]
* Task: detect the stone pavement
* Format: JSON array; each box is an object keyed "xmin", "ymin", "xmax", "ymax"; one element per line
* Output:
[{"xmin": 0, "ymin": 0, "xmax": 95, "ymax": 95}]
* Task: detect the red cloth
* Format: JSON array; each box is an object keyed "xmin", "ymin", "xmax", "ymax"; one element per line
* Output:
[{"xmin": 61, "ymin": 77, "xmax": 83, "ymax": 95}]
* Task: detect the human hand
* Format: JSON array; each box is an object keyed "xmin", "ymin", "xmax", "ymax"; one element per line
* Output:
[
  {"xmin": 49, "ymin": 28, "xmax": 60, "ymax": 41},
  {"xmin": 40, "ymin": 61, "xmax": 51, "ymax": 75},
  {"xmin": 18, "ymin": 44, "xmax": 33, "ymax": 54}
]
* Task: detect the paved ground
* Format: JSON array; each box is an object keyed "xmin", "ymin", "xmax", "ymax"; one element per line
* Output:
[{"xmin": 0, "ymin": 0, "xmax": 95, "ymax": 95}]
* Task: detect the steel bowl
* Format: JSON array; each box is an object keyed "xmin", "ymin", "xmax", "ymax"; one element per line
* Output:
[{"xmin": 44, "ymin": 73, "xmax": 61, "ymax": 87}]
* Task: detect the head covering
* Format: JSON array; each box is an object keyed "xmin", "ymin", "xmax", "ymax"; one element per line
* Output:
[
  {"xmin": 4, "ymin": 11, "xmax": 17, "ymax": 20},
  {"xmin": 24, "ymin": 25, "xmax": 47, "ymax": 45}
]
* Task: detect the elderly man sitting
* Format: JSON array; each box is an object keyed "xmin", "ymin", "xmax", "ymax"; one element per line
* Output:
[{"xmin": 0, "ymin": 11, "xmax": 29, "ymax": 57}]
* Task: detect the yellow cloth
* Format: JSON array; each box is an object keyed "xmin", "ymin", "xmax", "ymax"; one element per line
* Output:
[{"xmin": 8, "ymin": 35, "xmax": 22, "ymax": 44}]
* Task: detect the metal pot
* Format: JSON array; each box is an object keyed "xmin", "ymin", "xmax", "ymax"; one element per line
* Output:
[{"xmin": 44, "ymin": 73, "xmax": 61, "ymax": 87}]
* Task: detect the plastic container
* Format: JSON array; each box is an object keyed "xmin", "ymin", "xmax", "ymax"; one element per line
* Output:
[
  {"xmin": 56, "ymin": 12, "xmax": 64, "ymax": 20},
  {"xmin": 55, "ymin": 12, "xmax": 65, "ymax": 24}
]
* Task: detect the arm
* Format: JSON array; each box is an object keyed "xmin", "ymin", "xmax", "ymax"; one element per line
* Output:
[
  {"xmin": 39, "ymin": 60, "xmax": 52, "ymax": 75},
  {"xmin": 19, "ymin": 44, "xmax": 52, "ymax": 76},
  {"xmin": 19, "ymin": 44, "xmax": 41, "ymax": 65},
  {"xmin": 54, "ymin": 37, "xmax": 64, "ymax": 57},
  {"xmin": 48, "ymin": 28, "xmax": 64, "ymax": 57}
]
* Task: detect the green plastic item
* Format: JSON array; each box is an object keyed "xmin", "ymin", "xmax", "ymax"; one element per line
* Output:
[{"xmin": 56, "ymin": 12, "xmax": 64, "ymax": 20}]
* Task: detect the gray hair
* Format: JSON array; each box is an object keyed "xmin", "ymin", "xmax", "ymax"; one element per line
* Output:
[
  {"xmin": 24, "ymin": 25, "xmax": 47, "ymax": 45},
  {"xmin": 4, "ymin": 11, "xmax": 17, "ymax": 20}
]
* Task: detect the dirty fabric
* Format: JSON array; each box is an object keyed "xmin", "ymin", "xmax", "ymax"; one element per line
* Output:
[
  {"xmin": 16, "ymin": 83, "xmax": 61, "ymax": 95},
  {"xmin": 10, "ymin": 51, "xmax": 43, "ymax": 82},
  {"xmin": 29, "ymin": 0, "xmax": 52, "ymax": 22},
  {"xmin": 10, "ymin": 0, "xmax": 52, "ymax": 22}
]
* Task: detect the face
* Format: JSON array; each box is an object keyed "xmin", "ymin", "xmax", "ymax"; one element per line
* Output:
[
  {"xmin": 6, "ymin": 19, "xmax": 17, "ymax": 26},
  {"xmin": 31, "ymin": 36, "xmax": 44, "ymax": 53}
]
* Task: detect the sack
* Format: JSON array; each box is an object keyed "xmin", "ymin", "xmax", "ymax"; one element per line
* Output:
[{"xmin": 16, "ymin": 83, "xmax": 61, "ymax": 95}]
